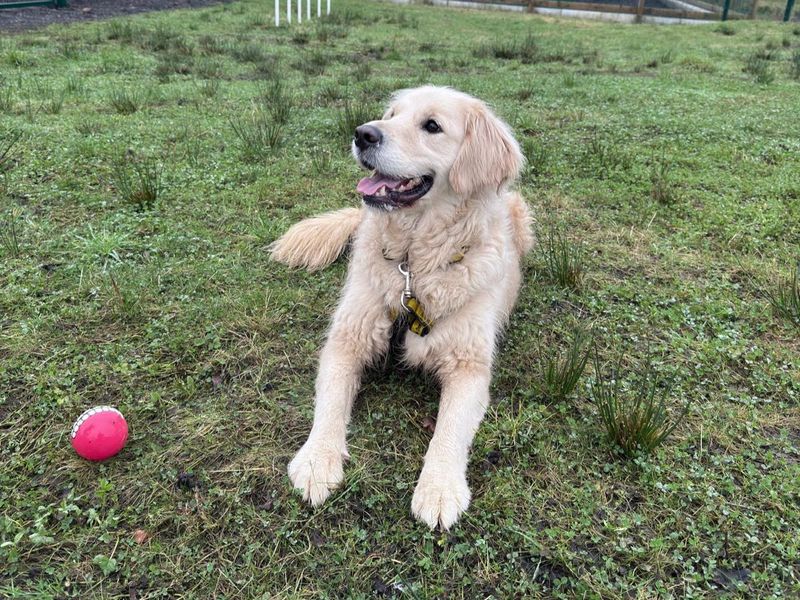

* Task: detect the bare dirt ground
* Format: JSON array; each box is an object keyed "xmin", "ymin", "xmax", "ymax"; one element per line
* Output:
[{"xmin": 0, "ymin": 0, "xmax": 226, "ymax": 32}]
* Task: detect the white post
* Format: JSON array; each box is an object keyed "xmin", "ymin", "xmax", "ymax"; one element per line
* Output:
[
  {"xmin": 288, "ymin": 0, "xmax": 291, "ymax": 23},
  {"xmin": 317, "ymin": 0, "xmax": 321, "ymax": 17},
  {"xmin": 307, "ymin": 0, "xmax": 310, "ymax": 19},
  {"xmin": 275, "ymin": 0, "xmax": 279, "ymax": 26},
  {"xmin": 326, "ymin": 0, "xmax": 330, "ymax": 15},
  {"xmin": 297, "ymin": 0, "xmax": 301, "ymax": 23}
]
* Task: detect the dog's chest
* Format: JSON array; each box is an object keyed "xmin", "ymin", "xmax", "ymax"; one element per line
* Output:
[{"xmin": 371, "ymin": 247, "xmax": 464, "ymax": 322}]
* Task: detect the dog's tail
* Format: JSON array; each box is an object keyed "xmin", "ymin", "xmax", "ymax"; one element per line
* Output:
[
  {"xmin": 269, "ymin": 207, "xmax": 363, "ymax": 271},
  {"xmin": 507, "ymin": 191, "xmax": 535, "ymax": 257}
]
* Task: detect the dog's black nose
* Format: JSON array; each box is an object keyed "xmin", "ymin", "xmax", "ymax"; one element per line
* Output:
[{"xmin": 354, "ymin": 125, "xmax": 383, "ymax": 150}]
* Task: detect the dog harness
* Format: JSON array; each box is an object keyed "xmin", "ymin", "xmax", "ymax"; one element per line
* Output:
[{"xmin": 387, "ymin": 248, "xmax": 468, "ymax": 337}]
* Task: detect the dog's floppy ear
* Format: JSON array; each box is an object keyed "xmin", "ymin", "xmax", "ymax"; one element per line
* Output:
[{"xmin": 449, "ymin": 104, "xmax": 523, "ymax": 199}]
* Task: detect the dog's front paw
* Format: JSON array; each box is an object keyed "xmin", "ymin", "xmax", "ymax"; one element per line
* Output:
[
  {"xmin": 411, "ymin": 464, "xmax": 471, "ymax": 530},
  {"xmin": 287, "ymin": 439, "xmax": 347, "ymax": 507}
]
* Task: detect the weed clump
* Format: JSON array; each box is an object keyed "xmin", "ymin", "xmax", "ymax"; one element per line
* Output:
[
  {"xmin": 536, "ymin": 225, "xmax": 585, "ymax": 292},
  {"xmin": 0, "ymin": 206, "xmax": 24, "ymax": 258},
  {"xmin": 650, "ymin": 159, "xmax": 678, "ymax": 205},
  {"xmin": 744, "ymin": 53, "xmax": 775, "ymax": 84},
  {"xmin": 474, "ymin": 32, "xmax": 538, "ymax": 63},
  {"xmin": 0, "ymin": 129, "xmax": 22, "ymax": 173},
  {"xmin": 764, "ymin": 263, "xmax": 800, "ymax": 326},
  {"xmin": 230, "ymin": 107, "xmax": 283, "ymax": 161},
  {"xmin": 790, "ymin": 49, "xmax": 800, "ymax": 81},
  {"xmin": 534, "ymin": 326, "xmax": 593, "ymax": 402},
  {"xmin": 108, "ymin": 89, "xmax": 142, "ymax": 114},
  {"xmin": 591, "ymin": 354, "xmax": 689, "ymax": 457},
  {"xmin": 111, "ymin": 152, "xmax": 163, "ymax": 211},
  {"xmin": 336, "ymin": 99, "xmax": 375, "ymax": 142}
]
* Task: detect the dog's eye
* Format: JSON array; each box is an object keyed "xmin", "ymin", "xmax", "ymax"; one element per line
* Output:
[{"xmin": 423, "ymin": 119, "xmax": 442, "ymax": 134}]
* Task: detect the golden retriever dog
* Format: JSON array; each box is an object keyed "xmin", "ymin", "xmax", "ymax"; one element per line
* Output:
[{"xmin": 270, "ymin": 86, "xmax": 533, "ymax": 529}]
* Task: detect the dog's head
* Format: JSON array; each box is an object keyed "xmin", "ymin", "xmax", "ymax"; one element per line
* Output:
[{"xmin": 352, "ymin": 86, "xmax": 523, "ymax": 211}]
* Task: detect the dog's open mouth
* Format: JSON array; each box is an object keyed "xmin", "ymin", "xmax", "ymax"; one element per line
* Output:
[{"xmin": 356, "ymin": 172, "xmax": 433, "ymax": 210}]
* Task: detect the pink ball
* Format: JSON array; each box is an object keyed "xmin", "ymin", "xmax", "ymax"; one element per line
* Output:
[{"xmin": 71, "ymin": 406, "xmax": 128, "ymax": 461}]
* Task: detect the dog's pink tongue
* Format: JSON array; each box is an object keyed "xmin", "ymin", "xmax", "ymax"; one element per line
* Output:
[{"xmin": 357, "ymin": 174, "xmax": 402, "ymax": 195}]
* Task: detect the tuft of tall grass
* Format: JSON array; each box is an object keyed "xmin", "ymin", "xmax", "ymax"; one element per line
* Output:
[
  {"xmin": 65, "ymin": 75, "xmax": 84, "ymax": 95},
  {"xmin": 0, "ymin": 84, "xmax": 12, "ymax": 113},
  {"xmin": 198, "ymin": 35, "xmax": 226, "ymax": 55},
  {"xmin": 536, "ymin": 225, "xmax": 585, "ymax": 291},
  {"xmin": 744, "ymin": 54, "xmax": 775, "ymax": 84},
  {"xmin": 0, "ymin": 129, "xmax": 22, "ymax": 173},
  {"xmin": 154, "ymin": 52, "xmax": 194, "ymax": 81},
  {"xmin": 473, "ymin": 32, "xmax": 538, "ymax": 63},
  {"xmin": 764, "ymin": 263, "xmax": 800, "ymax": 326},
  {"xmin": 315, "ymin": 22, "xmax": 349, "ymax": 42},
  {"xmin": 111, "ymin": 153, "xmax": 163, "ymax": 211},
  {"xmin": 591, "ymin": 354, "xmax": 689, "ymax": 457},
  {"xmin": 521, "ymin": 137, "xmax": 548, "ymax": 181},
  {"xmin": 650, "ymin": 159, "xmax": 678, "ymax": 205},
  {"xmin": 336, "ymin": 100, "xmax": 374, "ymax": 142},
  {"xmin": 318, "ymin": 83, "xmax": 344, "ymax": 104},
  {"xmin": 291, "ymin": 31, "xmax": 310, "ymax": 45},
  {"xmin": 106, "ymin": 20, "xmax": 142, "ymax": 43},
  {"xmin": 293, "ymin": 49, "xmax": 331, "ymax": 75},
  {"xmin": 194, "ymin": 58, "xmax": 223, "ymax": 80},
  {"xmin": 584, "ymin": 133, "xmax": 627, "ymax": 177},
  {"xmin": 715, "ymin": 23, "xmax": 736, "ymax": 35},
  {"xmin": 259, "ymin": 79, "xmax": 293, "ymax": 125},
  {"xmin": 198, "ymin": 78, "xmax": 220, "ymax": 98},
  {"xmin": 229, "ymin": 41, "xmax": 269, "ymax": 64},
  {"xmin": 791, "ymin": 49, "xmax": 800, "ymax": 81},
  {"xmin": 108, "ymin": 89, "xmax": 141, "ymax": 115},
  {"xmin": 534, "ymin": 326, "xmax": 593, "ymax": 402},
  {"xmin": 142, "ymin": 25, "xmax": 191, "ymax": 54},
  {"xmin": 230, "ymin": 106, "xmax": 283, "ymax": 161},
  {"xmin": 44, "ymin": 88, "xmax": 67, "ymax": 115},
  {"xmin": 311, "ymin": 149, "xmax": 333, "ymax": 175},
  {"xmin": 0, "ymin": 206, "xmax": 24, "ymax": 258}
]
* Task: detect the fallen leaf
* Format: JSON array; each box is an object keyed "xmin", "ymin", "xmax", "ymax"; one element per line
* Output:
[
  {"xmin": 133, "ymin": 529, "xmax": 150, "ymax": 545},
  {"xmin": 211, "ymin": 373, "xmax": 223, "ymax": 389},
  {"xmin": 421, "ymin": 416, "xmax": 436, "ymax": 434}
]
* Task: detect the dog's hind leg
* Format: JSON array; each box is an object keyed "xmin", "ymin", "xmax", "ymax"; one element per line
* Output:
[
  {"xmin": 507, "ymin": 191, "xmax": 535, "ymax": 257},
  {"xmin": 288, "ymin": 280, "xmax": 391, "ymax": 507}
]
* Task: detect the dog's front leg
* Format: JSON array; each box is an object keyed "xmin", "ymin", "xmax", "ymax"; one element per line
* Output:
[
  {"xmin": 411, "ymin": 362, "xmax": 491, "ymax": 530},
  {"xmin": 288, "ymin": 286, "xmax": 390, "ymax": 507}
]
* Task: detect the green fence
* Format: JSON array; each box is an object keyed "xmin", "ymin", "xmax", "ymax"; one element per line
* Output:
[
  {"xmin": 464, "ymin": 0, "xmax": 797, "ymax": 21},
  {"xmin": 0, "ymin": 0, "xmax": 67, "ymax": 9}
]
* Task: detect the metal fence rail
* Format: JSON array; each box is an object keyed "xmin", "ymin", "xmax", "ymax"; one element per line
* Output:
[
  {"xmin": 452, "ymin": 0, "xmax": 796, "ymax": 20},
  {"xmin": 0, "ymin": 0, "xmax": 67, "ymax": 9}
]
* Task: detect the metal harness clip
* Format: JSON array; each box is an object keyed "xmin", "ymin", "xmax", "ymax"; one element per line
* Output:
[{"xmin": 398, "ymin": 261, "xmax": 413, "ymax": 312}]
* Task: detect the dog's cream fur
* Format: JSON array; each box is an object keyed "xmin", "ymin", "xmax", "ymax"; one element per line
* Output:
[{"xmin": 270, "ymin": 86, "xmax": 533, "ymax": 529}]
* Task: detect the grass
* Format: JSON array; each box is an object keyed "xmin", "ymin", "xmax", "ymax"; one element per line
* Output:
[
  {"xmin": 534, "ymin": 326, "xmax": 593, "ymax": 402},
  {"xmin": 650, "ymin": 157, "xmax": 678, "ymax": 205},
  {"xmin": 336, "ymin": 98, "xmax": 376, "ymax": 141},
  {"xmin": 474, "ymin": 31, "xmax": 539, "ymax": 63},
  {"xmin": 764, "ymin": 263, "xmax": 800, "ymax": 325},
  {"xmin": 1, "ymin": 1, "xmax": 800, "ymax": 597},
  {"xmin": 535, "ymin": 224, "xmax": 585, "ymax": 290},
  {"xmin": 229, "ymin": 103, "xmax": 284, "ymax": 160},
  {"xmin": 109, "ymin": 153, "xmax": 163, "ymax": 211},
  {"xmin": 590, "ymin": 353, "xmax": 690, "ymax": 457},
  {"xmin": 0, "ymin": 129, "xmax": 21, "ymax": 172},
  {"xmin": 108, "ymin": 88, "xmax": 142, "ymax": 114},
  {"xmin": 0, "ymin": 206, "xmax": 24, "ymax": 258}
]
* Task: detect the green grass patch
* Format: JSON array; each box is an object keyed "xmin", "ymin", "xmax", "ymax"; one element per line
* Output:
[{"xmin": 1, "ymin": 1, "xmax": 799, "ymax": 597}]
